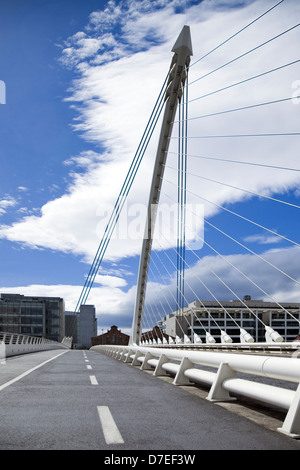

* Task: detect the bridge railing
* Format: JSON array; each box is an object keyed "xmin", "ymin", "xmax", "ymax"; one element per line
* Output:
[
  {"xmin": 0, "ymin": 331, "xmax": 71, "ymax": 359},
  {"xmin": 91, "ymin": 343, "xmax": 300, "ymax": 438}
]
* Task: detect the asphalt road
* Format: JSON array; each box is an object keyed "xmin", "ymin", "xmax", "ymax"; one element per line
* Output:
[{"xmin": 0, "ymin": 349, "xmax": 300, "ymax": 451}]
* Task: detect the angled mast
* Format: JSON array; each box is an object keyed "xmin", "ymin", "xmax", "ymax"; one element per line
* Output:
[{"xmin": 130, "ymin": 26, "xmax": 193, "ymax": 345}]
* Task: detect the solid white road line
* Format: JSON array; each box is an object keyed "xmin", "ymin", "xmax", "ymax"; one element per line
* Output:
[
  {"xmin": 0, "ymin": 350, "xmax": 69, "ymax": 391},
  {"xmin": 90, "ymin": 375, "xmax": 98, "ymax": 385},
  {"xmin": 97, "ymin": 406, "xmax": 125, "ymax": 445}
]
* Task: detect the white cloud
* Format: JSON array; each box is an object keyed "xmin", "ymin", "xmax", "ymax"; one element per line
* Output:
[
  {"xmin": 2, "ymin": 0, "xmax": 300, "ymax": 262},
  {"xmin": 243, "ymin": 233, "xmax": 281, "ymax": 245},
  {"xmin": 0, "ymin": 196, "xmax": 17, "ymax": 215},
  {"xmin": 93, "ymin": 274, "xmax": 128, "ymax": 288},
  {"xmin": 3, "ymin": 243, "xmax": 299, "ymax": 333}
]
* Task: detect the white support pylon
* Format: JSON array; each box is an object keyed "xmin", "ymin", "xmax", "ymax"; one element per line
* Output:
[{"xmin": 130, "ymin": 26, "xmax": 193, "ymax": 345}]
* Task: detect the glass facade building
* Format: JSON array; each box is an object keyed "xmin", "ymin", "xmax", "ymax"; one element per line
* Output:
[
  {"xmin": 164, "ymin": 297, "xmax": 300, "ymax": 343},
  {"xmin": 0, "ymin": 293, "xmax": 65, "ymax": 342}
]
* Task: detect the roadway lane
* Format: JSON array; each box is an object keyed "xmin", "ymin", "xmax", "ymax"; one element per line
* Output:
[{"xmin": 0, "ymin": 349, "xmax": 300, "ymax": 451}]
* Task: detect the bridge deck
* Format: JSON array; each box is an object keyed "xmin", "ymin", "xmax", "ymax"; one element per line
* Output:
[{"xmin": 0, "ymin": 349, "xmax": 300, "ymax": 451}]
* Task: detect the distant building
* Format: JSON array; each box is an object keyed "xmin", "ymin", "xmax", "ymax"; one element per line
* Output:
[
  {"xmin": 0, "ymin": 293, "xmax": 65, "ymax": 342},
  {"xmin": 141, "ymin": 325, "xmax": 171, "ymax": 344},
  {"xmin": 64, "ymin": 305, "xmax": 97, "ymax": 349},
  {"xmin": 91, "ymin": 325, "xmax": 129, "ymax": 346},
  {"xmin": 164, "ymin": 296, "xmax": 300, "ymax": 343}
]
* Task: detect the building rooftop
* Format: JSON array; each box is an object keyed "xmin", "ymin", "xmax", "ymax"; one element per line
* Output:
[{"xmin": 190, "ymin": 297, "xmax": 300, "ymax": 310}]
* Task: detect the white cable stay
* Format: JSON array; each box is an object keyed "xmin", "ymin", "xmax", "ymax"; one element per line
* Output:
[
  {"xmin": 187, "ymin": 59, "xmax": 300, "ymax": 105},
  {"xmin": 153, "ymin": 232, "xmax": 260, "ymax": 344},
  {"xmin": 148, "ymin": 252, "xmax": 205, "ymax": 343},
  {"xmin": 189, "ymin": 22, "xmax": 300, "ymax": 86},
  {"xmin": 149, "ymin": 248, "xmax": 209, "ymax": 342},
  {"xmin": 155, "ymin": 226, "xmax": 266, "ymax": 343},
  {"xmin": 167, "ymin": 149, "xmax": 300, "ymax": 174},
  {"xmin": 153, "ymin": 166, "xmax": 300, "ymax": 339},
  {"xmin": 165, "ymin": 163, "xmax": 300, "ymax": 210},
  {"xmin": 162, "ymin": 178, "xmax": 300, "ymax": 290},
  {"xmin": 172, "ymin": 95, "xmax": 300, "ymax": 125},
  {"xmin": 189, "ymin": 0, "xmax": 285, "ymax": 69},
  {"xmin": 144, "ymin": 256, "xmax": 193, "ymax": 344},
  {"xmin": 161, "ymin": 187, "xmax": 300, "ymax": 326},
  {"xmin": 163, "ymin": 178, "xmax": 300, "ymax": 251}
]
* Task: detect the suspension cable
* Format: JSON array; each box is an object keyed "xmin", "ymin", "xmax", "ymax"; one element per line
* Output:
[
  {"xmin": 190, "ymin": 0, "xmax": 285, "ymax": 68},
  {"xmin": 167, "ymin": 150, "xmax": 300, "ymax": 173},
  {"xmin": 188, "ymin": 59, "xmax": 300, "ymax": 105},
  {"xmin": 172, "ymin": 95, "xmax": 300, "ymax": 124},
  {"xmin": 164, "ymin": 163, "xmax": 300, "ymax": 209},
  {"xmin": 74, "ymin": 73, "xmax": 168, "ymax": 312},
  {"xmin": 190, "ymin": 22, "xmax": 300, "ymax": 86}
]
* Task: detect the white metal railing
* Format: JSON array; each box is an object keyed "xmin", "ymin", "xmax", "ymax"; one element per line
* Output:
[
  {"xmin": 91, "ymin": 343, "xmax": 300, "ymax": 438},
  {"xmin": 0, "ymin": 331, "xmax": 71, "ymax": 358}
]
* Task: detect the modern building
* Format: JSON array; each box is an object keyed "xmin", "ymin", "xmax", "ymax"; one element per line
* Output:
[
  {"xmin": 0, "ymin": 293, "xmax": 65, "ymax": 342},
  {"xmin": 164, "ymin": 296, "xmax": 300, "ymax": 343},
  {"xmin": 64, "ymin": 304, "xmax": 97, "ymax": 349},
  {"xmin": 91, "ymin": 325, "xmax": 129, "ymax": 346}
]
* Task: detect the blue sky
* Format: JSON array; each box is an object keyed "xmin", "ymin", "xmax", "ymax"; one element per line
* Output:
[{"xmin": 1, "ymin": 0, "xmax": 300, "ymax": 334}]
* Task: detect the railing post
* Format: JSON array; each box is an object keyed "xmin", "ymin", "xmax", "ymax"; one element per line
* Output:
[
  {"xmin": 153, "ymin": 354, "xmax": 169, "ymax": 376},
  {"xmin": 207, "ymin": 362, "xmax": 237, "ymax": 402},
  {"xmin": 173, "ymin": 357, "xmax": 194, "ymax": 385},
  {"xmin": 124, "ymin": 349, "xmax": 134, "ymax": 363},
  {"xmin": 278, "ymin": 382, "xmax": 300, "ymax": 438},
  {"xmin": 141, "ymin": 351, "xmax": 154, "ymax": 370},
  {"xmin": 132, "ymin": 350, "xmax": 144, "ymax": 366}
]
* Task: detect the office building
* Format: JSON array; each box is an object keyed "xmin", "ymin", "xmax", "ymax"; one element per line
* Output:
[
  {"xmin": 164, "ymin": 296, "xmax": 300, "ymax": 342},
  {"xmin": 65, "ymin": 305, "xmax": 97, "ymax": 348},
  {"xmin": 0, "ymin": 293, "xmax": 65, "ymax": 342}
]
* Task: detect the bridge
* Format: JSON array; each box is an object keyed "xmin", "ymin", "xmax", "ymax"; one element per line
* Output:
[{"xmin": 1, "ymin": 1, "xmax": 300, "ymax": 451}]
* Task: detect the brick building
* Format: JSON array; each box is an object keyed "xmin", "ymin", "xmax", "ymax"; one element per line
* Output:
[
  {"xmin": 91, "ymin": 325, "xmax": 129, "ymax": 346},
  {"xmin": 141, "ymin": 325, "xmax": 171, "ymax": 344}
]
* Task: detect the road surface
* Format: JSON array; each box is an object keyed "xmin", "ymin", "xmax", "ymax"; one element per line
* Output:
[{"xmin": 0, "ymin": 349, "xmax": 299, "ymax": 451}]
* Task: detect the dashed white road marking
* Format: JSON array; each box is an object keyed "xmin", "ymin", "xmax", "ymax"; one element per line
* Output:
[
  {"xmin": 97, "ymin": 406, "xmax": 124, "ymax": 444},
  {"xmin": 87, "ymin": 365, "xmax": 92, "ymax": 370},
  {"xmin": 90, "ymin": 375, "xmax": 98, "ymax": 385}
]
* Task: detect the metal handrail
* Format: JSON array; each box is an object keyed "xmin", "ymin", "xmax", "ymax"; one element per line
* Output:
[{"xmin": 0, "ymin": 331, "xmax": 70, "ymax": 357}]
